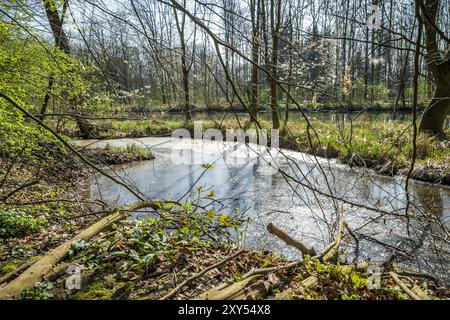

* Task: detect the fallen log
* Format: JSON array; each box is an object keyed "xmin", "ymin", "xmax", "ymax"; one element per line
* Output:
[
  {"xmin": 0, "ymin": 201, "xmax": 160, "ymax": 299},
  {"xmin": 241, "ymin": 261, "xmax": 302, "ymax": 280},
  {"xmin": 267, "ymin": 223, "xmax": 316, "ymax": 257},
  {"xmin": 196, "ymin": 274, "xmax": 278, "ymax": 300},
  {"xmin": 228, "ymin": 279, "xmax": 272, "ymax": 300},
  {"xmin": 411, "ymin": 284, "xmax": 431, "ymax": 300},
  {"xmin": 272, "ymin": 275, "xmax": 319, "ymax": 300},
  {"xmin": 389, "ymin": 272, "xmax": 421, "ymax": 300},
  {"xmin": 160, "ymin": 250, "xmax": 244, "ymax": 300},
  {"xmin": 196, "ymin": 276, "xmax": 259, "ymax": 300}
]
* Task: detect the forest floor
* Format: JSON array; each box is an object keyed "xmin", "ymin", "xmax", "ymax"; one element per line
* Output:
[
  {"xmin": 59, "ymin": 116, "xmax": 450, "ymax": 185},
  {"xmin": 1, "ymin": 140, "xmax": 449, "ymax": 300},
  {"xmin": 0, "ymin": 145, "xmax": 153, "ymax": 289}
]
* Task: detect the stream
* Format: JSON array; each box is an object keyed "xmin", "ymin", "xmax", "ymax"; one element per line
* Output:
[{"xmin": 77, "ymin": 136, "xmax": 450, "ymax": 282}]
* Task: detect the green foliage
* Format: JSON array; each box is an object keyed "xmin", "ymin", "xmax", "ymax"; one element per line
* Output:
[
  {"xmin": 0, "ymin": 17, "xmax": 111, "ymax": 160},
  {"xmin": 0, "ymin": 261, "xmax": 18, "ymax": 275},
  {"xmin": 68, "ymin": 193, "xmax": 245, "ymax": 274},
  {"xmin": 0, "ymin": 106, "xmax": 62, "ymax": 160},
  {"xmin": 103, "ymin": 143, "xmax": 154, "ymax": 159},
  {"xmin": 21, "ymin": 282, "xmax": 54, "ymax": 300},
  {"xmin": 69, "ymin": 239, "xmax": 93, "ymax": 256},
  {"xmin": 11, "ymin": 245, "xmax": 36, "ymax": 258},
  {"xmin": 341, "ymin": 293, "xmax": 360, "ymax": 300},
  {"xmin": 303, "ymin": 257, "xmax": 374, "ymax": 300},
  {"xmin": 0, "ymin": 207, "xmax": 48, "ymax": 238}
]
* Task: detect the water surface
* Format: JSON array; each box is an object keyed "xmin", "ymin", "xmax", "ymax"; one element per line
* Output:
[{"xmin": 79, "ymin": 137, "xmax": 450, "ymax": 282}]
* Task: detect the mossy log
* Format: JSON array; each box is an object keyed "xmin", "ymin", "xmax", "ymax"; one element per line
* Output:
[
  {"xmin": 267, "ymin": 223, "xmax": 316, "ymax": 257},
  {"xmin": 0, "ymin": 202, "xmax": 160, "ymax": 299}
]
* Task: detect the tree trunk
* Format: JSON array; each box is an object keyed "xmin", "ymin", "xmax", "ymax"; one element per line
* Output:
[
  {"xmin": 249, "ymin": 0, "xmax": 260, "ymax": 123},
  {"xmin": 42, "ymin": 0, "xmax": 70, "ymax": 55},
  {"xmin": 42, "ymin": 0, "xmax": 94, "ymax": 138},
  {"xmin": 419, "ymin": 83, "xmax": 450, "ymax": 134},
  {"xmin": 174, "ymin": 1, "xmax": 191, "ymax": 122},
  {"xmin": 418, "ymin": 0, "xmax": 450, "ymax": 134},
  {"xmin": 269, "ymin": 0, "xmax": 281, "ymax": 129},
  {"xmin": 38, "ymin": 74, "xmax": 55, "ymax": 121}
]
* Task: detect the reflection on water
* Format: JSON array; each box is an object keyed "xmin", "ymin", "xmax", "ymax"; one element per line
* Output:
[{"xmin": 81, "ymin": 137, "xmax": 450, "ymax": 282}]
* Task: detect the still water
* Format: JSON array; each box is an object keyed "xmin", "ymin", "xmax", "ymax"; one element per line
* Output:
[{"xmin": 78, "ymin": 136, "xmax": 450, "ymax": 282}]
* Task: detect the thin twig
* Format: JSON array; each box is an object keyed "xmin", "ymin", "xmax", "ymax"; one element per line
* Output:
[{"xmin": 160, "ymin": 250, "xmax": 244, "ymax": 300}]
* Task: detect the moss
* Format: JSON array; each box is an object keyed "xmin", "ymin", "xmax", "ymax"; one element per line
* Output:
[
  {"xmin": 81, "ymin": 144, "xmax": 155, "ymax": 165},
  {"xmin": 0, "ymin": 206, "xmax": 49, "ymax": 238},
  {"xmin": 0, "ymin": 261, "xmax": 18, "ymax": 276},
  {"xmin": 71, "ymin": 282, "xmax": 113, "ymax": 300}
]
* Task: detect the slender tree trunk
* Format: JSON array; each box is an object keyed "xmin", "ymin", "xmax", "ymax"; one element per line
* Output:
[
  {"xmin": 269, "ymin": 0, "xmax": 281, "ymax": 129},
  {"xmin": 42, "ymin": 0, "xmax": 94, "ymax": 138},
  {"xmin": 39, "ymin": 0, "xmax": 70, "ymax": 121},
  {"xmin": 249, "ymin": 0, "xmax": 261, "ymax": 123},
  {"xmin": 39, "ymin": 74, "xmax": 54, "ymax": 121},
  {"xmin": 393, "ymin": 51, "xmax": 410, "ymax": 119},
  {"xmin": 174, "ymin": 1, "xmax": 191, "ymax": 122}
]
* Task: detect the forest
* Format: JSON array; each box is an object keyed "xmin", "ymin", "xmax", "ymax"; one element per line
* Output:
[{"xmin": 0, "ymin": 0, "xmax": 449, "ymax": 301}]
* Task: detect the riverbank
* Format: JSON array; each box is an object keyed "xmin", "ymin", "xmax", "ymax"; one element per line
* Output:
[{"xmin": 62, "ymin": 116, "xmax": 449, "ymax": 186}]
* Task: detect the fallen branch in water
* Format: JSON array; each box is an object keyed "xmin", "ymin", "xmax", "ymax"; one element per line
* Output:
[
  {"xmin": 0, "ymin": 201, "xmax": 160, "ymax": 299},
  {"xmin": 396, "ymin": 270, "xmax": 438, "ymax": 283},
  {"xmin": 267, "ymin": 223, "xmax": 316, "ymax": 257}
]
